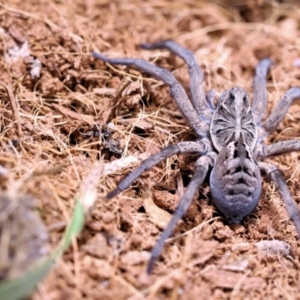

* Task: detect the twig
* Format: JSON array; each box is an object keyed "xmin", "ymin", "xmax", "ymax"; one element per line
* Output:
[{"xmin": 1, "ymin": 83, "xmax": 22, "ymax": 136}]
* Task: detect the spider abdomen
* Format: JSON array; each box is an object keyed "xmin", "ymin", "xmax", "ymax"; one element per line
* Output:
[{"xmin": 210, "ymin": 140, "xmax": 262, "ymax": 223}]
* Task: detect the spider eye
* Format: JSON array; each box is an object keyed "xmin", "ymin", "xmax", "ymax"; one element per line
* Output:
[
  {"xmin": 229, "ymin": 92, "xmax": 235, "ymax": 101},
  {"xmin": 243, "ymin": 96, "xmax": 247, "ymax": 103}
]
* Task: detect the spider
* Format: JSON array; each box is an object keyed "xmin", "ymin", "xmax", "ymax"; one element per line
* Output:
[{"xmin": 93, "ymin": 40, "xmax": 300, "ymax": 274}]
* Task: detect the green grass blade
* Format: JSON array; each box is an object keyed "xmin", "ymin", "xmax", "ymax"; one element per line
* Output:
[{"xmin": 0, "ymin": 200, "xmax": 84, "ymax": 300}]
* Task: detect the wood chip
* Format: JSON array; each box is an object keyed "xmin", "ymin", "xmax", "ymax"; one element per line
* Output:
[
  {"xmin": 52, "ymin": 103, "xmax": 95, "ymax": 126},
  {"xmin": 202, "ymin": 269, "xmax": 263, "ymax": 290},
  {"xmin": 143, "ymin": 192, "xmax": 172, "ymax": 229},
  {"xmin": 255, "ymin": 240, "xmax": 291, "ymax": 256}
]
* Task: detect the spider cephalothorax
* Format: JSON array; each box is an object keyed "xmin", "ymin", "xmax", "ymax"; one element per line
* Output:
[
  {"xmin": 93, "ymin": 40, "xmax": 300, "ymax": 273},
  {"xmin": 210, "ymin": 87, "xmax": 257, "ymax": 150}
]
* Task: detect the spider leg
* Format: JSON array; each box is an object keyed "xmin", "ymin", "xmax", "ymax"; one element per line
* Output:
[
  {"xmin": 259, "ymin": 87, "xmax": 300, "ymax": 139},
  {"xmin": 259, "ymin": 161, "xmax": 300, "ymax": 238},
  {"xmin": 147, "ymin": 155, "xmax": 212, "ymax": 274},
  {"xmin": 139, "ymin": 40, "xmax": 208, "ymax": 114},
  {"xmin": 107, "ymin": 141, "xmax": 209, "ymax": 199},
  {"xmin": 92, "ymin": 51, "xmax": 208, "ymax": 137},
  {"xmin": 257, "ymin": 140, "xmax": 300, "ymax": 157},
  {"xmin": 252, "ymin": 58, "xmax": 272, "ymax": 124},
  {"xmin": 206, "ymin": 89, "xmax": 217, "ymax": 110}
]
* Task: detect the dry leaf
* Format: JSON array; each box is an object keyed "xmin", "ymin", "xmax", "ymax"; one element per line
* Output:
[
  {"xmin": 93, "ymin": 87, "xmax": 116, "ymax": 96},
  {"xmin": 121, "ymin": 81, "xmax": 141, "ymax": 96},
  {"xmin": 52, "ymin": 103, "xmax": 95, "ymax": 126},
  {"xmin": 255, "ymin": 240, "xmax": 291, "ymax": 256},
  {"xmin": 142, "ymin": 192, "xmax": 171, "ymax": 229},
  {"xmin": 103, "ymin": 153, "xmax": 149, "ymax": 175},
  {"xmin": 202, "ymin": 269, "xmax": 263, "ymax": 290}
]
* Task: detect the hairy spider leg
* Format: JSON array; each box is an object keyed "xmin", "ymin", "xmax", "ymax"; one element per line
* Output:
[
  {"xmin": 260, "ymin": 87, "xmax": 300, "ymax": 139},
  {"xmin": 139, "ymin": 40, "xmax": 209, "ymax": 115},
  {"xmin": 92, "ymin": 51, "xmax": 208, "ymax": 137},
  {"xmin": 147, "ymin": 155, "xmax": 211, "ymax": 274},
  {"xmin": 205, "ymin": 89, "xmax": 217, "ymax": 110},
  {"xmin": 259, "ymin": 162, "xmax": 300, "ymax": 238},
  {"xmin": 258, "ymin": 140, "xmax": 300, "ymax": 157},
  {"xmin": 252, "ymin": 58, "xmax": 272, "ymax": 125},
  {"xmin": 106, "ymin": 141, "xmax": 208, "ymax": 199}
]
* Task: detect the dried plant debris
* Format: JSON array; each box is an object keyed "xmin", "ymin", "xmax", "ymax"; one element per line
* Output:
[
  {"xmin": 80, "ymin": 124, "xmax": 123, "ymax": 157},
  {"xmin": 0, "ymin": 192, "xmax": 48, "ymax": 280},
  {"xmin": 1, "ymin": 27, "xmax": 42, "ymax": 79},
  {"xmin": 255, "ymin": 239, "xmax": 291, "ymax": 256},
  {"xmin": 0, "ymin": 0, "xmax": 300, "ymax": 299}
]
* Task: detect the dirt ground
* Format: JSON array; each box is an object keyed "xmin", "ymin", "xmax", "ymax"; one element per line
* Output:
[{"xmin": 1, "ymin": 0, "xmax": 300, "ymax": 299}]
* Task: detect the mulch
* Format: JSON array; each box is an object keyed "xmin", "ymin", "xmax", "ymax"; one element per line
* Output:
[{"xmin": 0, "ymin": 1, "xmax": 300, "ymax": 299}]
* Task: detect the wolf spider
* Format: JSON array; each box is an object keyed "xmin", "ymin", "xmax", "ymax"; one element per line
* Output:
[{"xmin": 93, "ymin": 40, "xmax": 300, "ymax": 273}]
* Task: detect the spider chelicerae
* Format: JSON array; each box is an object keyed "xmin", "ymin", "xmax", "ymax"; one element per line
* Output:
[{"xmin": 93, "ymin": 40, "xmax": 300, "ymax": 273}]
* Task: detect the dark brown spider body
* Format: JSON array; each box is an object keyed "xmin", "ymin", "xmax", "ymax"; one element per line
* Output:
[{"xmin": 93, "ymin": 40, "xmax": 300, "ymax": 274}]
